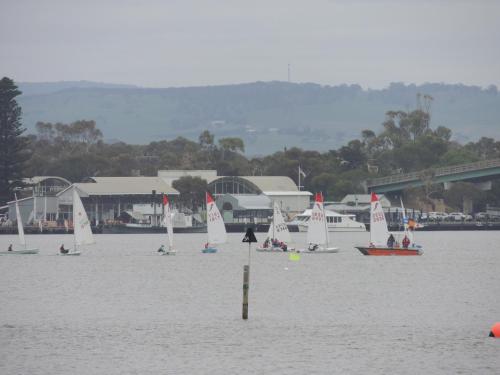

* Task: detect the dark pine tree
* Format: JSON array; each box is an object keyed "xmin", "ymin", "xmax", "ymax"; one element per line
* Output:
[{"xmin": 0, "ymin": 77, "xmax": 28, "ymax": 205}]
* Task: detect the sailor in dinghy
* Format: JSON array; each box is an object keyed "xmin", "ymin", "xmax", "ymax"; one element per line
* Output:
[
  {"xmin": 158, "ymin": 194, "xmax": 176, "ymax": 255},
  {"xmin": 0, "ymin": 194, "xmax": 39, "ymax": 255},
  {"xmin": 59, "ymin": 187, "xmax": 94, "ymax": 256},
  {"xmin": 355, "ymin": 192, "xmax": 423, "ymax": 256},
  {"xmin": 202, "ymin": 192, "xmax": 226, "ymax": 253},
  {"xmin": 257, "ymin": 202, "xmax": 293, "ymax": 252},
  {"xmin": 298, "ymin": 192, "xmax": 339, "ymax": 254}
]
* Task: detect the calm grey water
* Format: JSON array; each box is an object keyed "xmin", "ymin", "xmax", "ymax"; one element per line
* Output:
[{"xmin": 1, "ymin": 231, "xmax": 499, "ymax": 374}]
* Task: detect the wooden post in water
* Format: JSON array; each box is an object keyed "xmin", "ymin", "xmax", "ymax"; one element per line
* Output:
[
  {"xmin": 242, "ymin": 228, "xmax": 257, "ymax": 320},
  {"xmin": 242, "ymin": 264, "xmax": 249, "ymax": 319}
]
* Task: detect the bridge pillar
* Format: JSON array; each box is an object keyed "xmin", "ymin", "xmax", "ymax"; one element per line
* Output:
[
  {"xmin": 463, "ymin": 197, "xmax": 473, "ymax": 214},
  {"xmin": 474, "ymin": 181, "xmax": 492, "ymax": 191},
  {"xmin": 443, "ymin": 181, "xmax": 454, "ymax": 191}
]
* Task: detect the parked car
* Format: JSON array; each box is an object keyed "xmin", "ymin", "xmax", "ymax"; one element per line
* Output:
[
  {"xmin": 489, "ymin": 213, "xmax": 500, "ymax": 221},
  {"xmin": 475, "ymin": 212, "xmax": 489, "ymax": 220},
  {"xmin": 448, "ymin": 212, "xmax": 466, "ymax": 221},
  {"xmin": 428, "ymin": 212, "xmax": 448, "ymax": 221}
]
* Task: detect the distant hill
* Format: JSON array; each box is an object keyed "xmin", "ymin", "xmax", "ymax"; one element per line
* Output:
[
  {"xmin": 17, "ymin": 81, "xmax": 500, "ymax": 155},
  {"xmin": 18, "ymin": 81, "xmax": 138, "ymax": 96}
]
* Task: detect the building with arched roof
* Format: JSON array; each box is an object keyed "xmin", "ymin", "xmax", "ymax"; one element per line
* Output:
[
  {"xmin": 207, "ymin": 175, "xmax": 312, "ymax": 215},
  {"xmin": 4, "ymin": 176, "xmax": 72, "ymax": 225}
]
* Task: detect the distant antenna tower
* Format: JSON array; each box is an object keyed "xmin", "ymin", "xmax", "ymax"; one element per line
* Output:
[
  {"xmin": 423, "ymin": 94, "xmax": 433, "ymax": 115},
  {"xmin": 416, "ymin": 92, "xmax": 422, "ymax": 111}
]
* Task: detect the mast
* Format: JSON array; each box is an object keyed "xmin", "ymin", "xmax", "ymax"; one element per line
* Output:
[
  {"xmin": 321, "ymin": 193, "xmax": 329, "ymax": 247},
  {"xmin": 43, "ymin": 196, "xmax": 47, "ymax": 223},
  {"xmin": 298, "ymin": 166, "xmax": 301, "ymax": 191},
  {"xmin": 15, "ymin": 193, "xmax": 27, "ymax": 249},
  {"xmin": 73, "ymin": 187, "xmax": 77, "ymax": 252},
  {"xmin": 272, "ymin": 203, "xmax": 275, "ymax": 240},
  {"xmin": 33, "ymin": 189, "xmax": 37, "ymax": 225}
]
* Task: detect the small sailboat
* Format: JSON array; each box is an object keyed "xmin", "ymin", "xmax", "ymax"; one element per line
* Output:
[
  {"xmin": 399, "ymin": 198, "xmax": 423, "ymax": 253},
  {"xmin": 60, "ymin": 188, "xmax": 94, "ymax": 256},
  {"xmin": 0, "ymin": 194, "xmax": 39, "ymax": 255},
  {"xmin": 257, "ymin": 202, "xmax": 294, "ymax": 252},
  {"xmin": 158, "ymin": 194, "xmax": 176, "ymax": 255},
  {"xmin": 202, "ymin": 192, "xmax": 226, "ymax": 253},
  {"xmin": 298, "ymin": 192, "xmax": 339, "ymax": 253},
  {"xmin": 355, "ymin": 192, "xmax": 422, "ymax": 256}
]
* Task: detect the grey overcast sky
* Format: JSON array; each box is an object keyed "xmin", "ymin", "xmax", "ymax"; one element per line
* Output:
[{"xmin": 1, "ymin": 0, "xmax": 499, "ymax": 88}]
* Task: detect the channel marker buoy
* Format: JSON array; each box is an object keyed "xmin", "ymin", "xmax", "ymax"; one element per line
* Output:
[{"xmin": 489, "ymin": 322, "xmax": 500, "ymax": 337}]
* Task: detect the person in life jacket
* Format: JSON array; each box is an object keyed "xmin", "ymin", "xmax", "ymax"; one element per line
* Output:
[
  {"xmin": 263, "ymin": 238, "xmax": 270, "ymax": 248},
  {"xmin": 402, "ymin": 235, "xmax": 410, "ymax": 248},
  {"xmin": 60, "ymin": 244, "xmax": 69, "ymax": 254}
]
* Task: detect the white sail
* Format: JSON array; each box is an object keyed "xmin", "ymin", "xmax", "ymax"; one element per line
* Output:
[
  {"xmin": 73, "ymin": 188, "xmax": 94, "ymax": 246},
  {"xmin": 272, "ymin": 202, "xmax": 292, "ymax": 244},
  {"xmin": 206, "ymin": 192, "xmax": 227, "ymax": 245},
  {"xmin": 15, "ymin": 194, "xmax": 26, "ymax": 246},
  {"xmin": 370, "ymin": 192, "xmax": 389, "ymax": 246},
  {"xmin": 163, "ymin": 195, "xmax": 174, "ymax": 249},
  {"xmin": 307, "ymin": 192, "xmax": 329, "ymax": 246},
  {"xmin": 266, "ymin": 220, "xmax": 274, "ymax": 239}
]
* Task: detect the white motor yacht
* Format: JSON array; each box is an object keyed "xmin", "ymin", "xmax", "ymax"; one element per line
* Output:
[{"xmin": 288, "ymin": 209, "xmax": 366, "ymax": 232}]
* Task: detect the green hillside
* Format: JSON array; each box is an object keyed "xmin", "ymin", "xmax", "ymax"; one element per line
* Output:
[{"xmin": 17, "ymin": 81, "xmax": 500, "ymax": 155}]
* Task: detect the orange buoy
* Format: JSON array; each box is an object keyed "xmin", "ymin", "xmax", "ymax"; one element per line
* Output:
[{"xmin": 489, "ymin": 322, "xmax": 500, "ymax": 337}]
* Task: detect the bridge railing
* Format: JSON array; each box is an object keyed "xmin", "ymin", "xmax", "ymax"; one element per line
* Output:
[{"xmin": 367, "ymin": 158, "xmax": 500, "ymax": 187}]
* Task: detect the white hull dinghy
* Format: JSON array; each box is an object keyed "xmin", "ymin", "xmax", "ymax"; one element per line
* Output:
[
  {"xmin": 60, "ymin": 187, "xmax": 94, "ymax": 256},
  {"xmin": 158, "ymin": 195, "xmax": 176, "ymax": 255},
  {"xmin": 2, "ymin": 194, "xmax": 39, "ymax": 255},
  {"xmin": 257, "ymin": 202, "xmax": 294, "ymax": 252},
  {"xmin": 202, "ymin": 192, "xmax": 227, "ymax": 253},
  {"xmin": 299, "ymin": 192, "xmax": 339, "ymax": 254}
]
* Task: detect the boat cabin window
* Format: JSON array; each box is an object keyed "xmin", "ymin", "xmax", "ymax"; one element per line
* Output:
[{"xmin": 327, "ymin": 216, "xmax": 343, "ymax": 223}]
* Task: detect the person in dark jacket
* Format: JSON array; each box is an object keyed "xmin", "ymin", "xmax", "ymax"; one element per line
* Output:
[{"xmin": 387, "ymin": 234, "xmax": 395, "ymax": 248}]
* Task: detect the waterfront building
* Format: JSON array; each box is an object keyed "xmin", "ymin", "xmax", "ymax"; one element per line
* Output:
[
  {"xmin": 4, "ymin": 176, "xmax": 71, "ymax": 225},
  {"xmin": 215, "ymin": 194, "xmax": 272, "ymax": 224},
  {"xmin": 160, "ymin": 170, "xmax": 312, "ymax": 217},
  {"xmin": 57, "ymin": 177, "xmax": 179, "ymax": 225},
  {"xmin": 207, "ymin": 176, "xmax": 311, "ymax": 216}
]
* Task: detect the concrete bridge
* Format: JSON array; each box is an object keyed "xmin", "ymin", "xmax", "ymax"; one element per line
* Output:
[{"xmin": 367, "ymin": 158, "xmax": 500, "ymax": 193}]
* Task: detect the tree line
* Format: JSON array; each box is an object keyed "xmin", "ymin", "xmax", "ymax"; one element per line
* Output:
[{"xmin": 1, "ymin": 76, "xmax": 500, "ymax": 211}]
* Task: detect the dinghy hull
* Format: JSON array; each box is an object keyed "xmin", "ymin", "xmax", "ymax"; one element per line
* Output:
[
  {"xmin": 202, "ymin": 247, "xmax": 218, "ymax": 253},
  {"xmin": 297, "ymin": 247, "xmax": 339, "ymax": 254},
  {"xmin": 356, "ymin": 246, "xmax": 423, "ymax": 256},
  {"xmin": 256, "ymin": 246, "xmax": 294, "ymax": 252},
  {"xmin": 0, "ymin": 248, "xmax": 39, "ymax": 255},
  {"xmin": 160, "ymin": 250, "xmax": 176, "ymax": 255}
]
